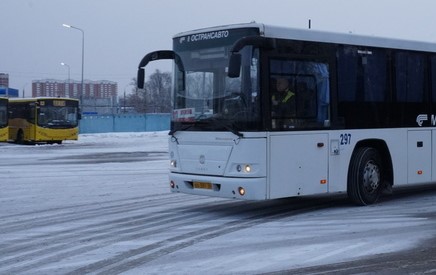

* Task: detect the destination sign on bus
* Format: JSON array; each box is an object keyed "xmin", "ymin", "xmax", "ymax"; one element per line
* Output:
[
  {"xmin": 39, "ymin": 100, "xmax": 66, "ymax": 107},
  {"xmin": 53, "ymin": 100, "xmax": 66, "ymax": 107},
  {"xmin": 184, "ymin": 30, "xmax": 229, "ymax": 43},
  {"xmin": 39, "ymin": 99, "xmax": 75, "ymax": 107},
  {"xmin": 173, "ymin": 108, "xmax": 195, "ymax": 122},
  {"xmin": 174, "ymin": 27, "xmax": 260, "ymax": 51}
]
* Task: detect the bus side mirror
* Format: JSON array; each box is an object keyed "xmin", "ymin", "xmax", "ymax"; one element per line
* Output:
[
  {"xmin": 228, "ymin": 53, "xmax": 241, "ymax": 78},
  {"xmin": 137, "ymin": 68, "xmax": 145, "ymax": 89}
]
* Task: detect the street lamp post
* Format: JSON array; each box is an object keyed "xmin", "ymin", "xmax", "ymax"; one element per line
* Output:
[
  {"xmin": 22, "ymin": 82, "xmax": 30, "ymax": 98},
  {"xmin": 60, "ymin": 62, "xmax": 70, "ymax": 97},
  {"xmin": 123, "ymin": 84, "xmax": 131, "ymax": 114},
  {"xmin": 62, "ymin": 24, "xmax": 84, "ymax": 104}
]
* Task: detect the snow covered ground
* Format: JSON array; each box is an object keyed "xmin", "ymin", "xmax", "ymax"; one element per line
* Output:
[{"xmin": 1, "ymin": 132, "xmax": 436, "ymax": 274}]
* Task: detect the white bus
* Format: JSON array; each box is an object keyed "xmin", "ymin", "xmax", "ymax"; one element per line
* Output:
[{"xmin": 137, "ymin": 22, "xmax": 436, "ymax": 205}]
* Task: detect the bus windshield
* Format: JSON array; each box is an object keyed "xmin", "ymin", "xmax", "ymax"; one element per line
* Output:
[
  {"xmin": 0, "ymin": 99, "xmax": 7, "ymax": 127},
  {"xmin": 171, "ymin": 28, "xmax": 261, "ymax": 133},
  {"xmin": 38, "ymin": 106, "xmax": 79, "ymax": 128}
]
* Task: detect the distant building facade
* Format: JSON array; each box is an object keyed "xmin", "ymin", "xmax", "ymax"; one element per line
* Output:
[
  {"xmin": 32, "ymin": 79, "xmax": 117, "ymax": 99},
  {"xmin": 32, "ymin": 79, "xmax": 118, "ymax": 114},
  {"xmin": 0, "ymin": 73, "xmax": 9, "ymax": 88},
  {"xmin": 0, "ymin": 73, "xmax": 19, "ymax": 97},
  {"xmin": 0, "ymin": 87, "xmax": 19, "ymax": 97}
]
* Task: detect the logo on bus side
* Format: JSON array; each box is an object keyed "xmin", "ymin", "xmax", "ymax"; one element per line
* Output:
[
  {"xmin": 416, "ymin": 114, "xmax": 436, "ymax": 126},
  {"xmin": 199, "ymin": 155, "xmax": 206, "ymax": 165}
]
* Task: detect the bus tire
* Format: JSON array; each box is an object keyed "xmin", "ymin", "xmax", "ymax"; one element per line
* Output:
[
  {"xmin": 347, "ymin": 147, "xmax": 383, "ymax": 206},
  {"xmin": 16, "ymin": 130, "xmax": 24, "ymax": 144}
]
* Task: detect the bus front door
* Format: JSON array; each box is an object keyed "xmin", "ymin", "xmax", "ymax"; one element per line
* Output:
[{"xmin": 269, "ymin": 133, "xmax": 329, "ymax": 199}]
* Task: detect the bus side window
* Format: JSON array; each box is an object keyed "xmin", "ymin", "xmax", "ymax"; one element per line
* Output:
[
  {"xmin": 316, "ymin": 64, "xmax": 330, "ymax": 125},
  {"xmin": 24, "ymin": 104, "xmax": 35, "ymax": 124},
  {"xmin": 296, "ymin": 81, "xmax": 316, "ymax": 118}
]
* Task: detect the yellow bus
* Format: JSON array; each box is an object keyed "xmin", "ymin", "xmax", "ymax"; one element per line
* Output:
[
  {"xmin": 0, "ymin": 97, "xmax": 8, "ymax": 142},
  {"xmin": 8, "ymin": 97, "xmax": 80, "ymax": 144}
]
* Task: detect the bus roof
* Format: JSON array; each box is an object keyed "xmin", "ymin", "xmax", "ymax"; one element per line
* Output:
[{"xmin": 174, "ymin": 22, "xmax": 436, "ymax": 53}]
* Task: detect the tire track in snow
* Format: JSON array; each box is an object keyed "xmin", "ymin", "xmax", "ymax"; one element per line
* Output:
[
  {"xmin": 0, "ymin": 196, "xmax": 237, "ymax": 273},
  {"xmin": 0, "ymin": 193, "xmax": 192, "ymax": 234},
  {"xmin": 0, "ymin": 193, "xmax": 213, "ymax": 255},
  {"xmin": 0, "ymin": 196, "xmax": 343, "ymax": 274},
  {"xmin": 0, "ymin": 193, "xmax": 172, "ymax": 221},
  {"xmin": 68, "ymin": 198, "xmax": 342, "ymax": 275}
]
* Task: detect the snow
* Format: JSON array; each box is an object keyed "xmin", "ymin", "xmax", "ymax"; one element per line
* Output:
[
  {"xmin": 1, "ymin": 131, "xmax": 436, "ymax": 274},
  {"xmin": 0, "ymin": 132, "xmax": 168, "ymax": 213}
]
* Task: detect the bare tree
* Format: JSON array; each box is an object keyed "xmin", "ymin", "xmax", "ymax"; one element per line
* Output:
[
  {"xmin": 121, "ymin": 70, "xmax": 172, "ymax": 113},
  {"xmin": 145, "ymin": 69, "xmax": 172, "ymax": 113}
]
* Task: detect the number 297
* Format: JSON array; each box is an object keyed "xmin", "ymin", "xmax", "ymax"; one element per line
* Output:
[{"xmin": 340, "ymin": 133, "xmax": 351, "ymax": 145}]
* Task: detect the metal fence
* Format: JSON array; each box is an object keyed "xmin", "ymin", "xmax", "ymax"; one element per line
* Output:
[{"xmin": 79, "ymin": 113, "xmax": 170, "ymax": 133}]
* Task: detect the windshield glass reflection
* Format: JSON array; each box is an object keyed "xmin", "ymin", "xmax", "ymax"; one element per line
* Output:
[
  {"xmin": 38, "ymin": 106, "xmax": 78, "ymax": 128},
  {"xmin": 172, "ymin": 46, "xmax": 261, "ymax": 132},
  {"xmin": 0, "ymin": 105, "xmax": 7, "ymax": 127}
]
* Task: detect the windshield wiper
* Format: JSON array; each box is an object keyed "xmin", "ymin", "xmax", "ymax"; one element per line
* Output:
[
  {"xmin": 168, "ymin": 123, "xmax": 194, "ymax": 136},
  {"xmin": 201, "ymin": 116, "xmax": 244, "ymax": 138},
  {"xmin": 169, "ymin": 117, "xmax": 243, "ymax": 138}
]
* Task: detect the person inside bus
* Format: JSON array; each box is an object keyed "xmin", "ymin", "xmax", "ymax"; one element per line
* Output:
[{"xmin": 271, "ymin": 77, "xmax": 296, "ymax": 118}]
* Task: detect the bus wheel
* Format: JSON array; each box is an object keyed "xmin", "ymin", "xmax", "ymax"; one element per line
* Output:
[
  {"xmin": 347, "ymin": 147, "xmax": 382, "ymax": 206},
  {"xmin": 16, "ymin": 130, "xmax": 24, "ymax": 144}
]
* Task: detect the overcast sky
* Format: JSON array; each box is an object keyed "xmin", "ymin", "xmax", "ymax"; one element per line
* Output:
[{"xmin": 1, "ymin": 0, "xmax": 436, "ymax": 97}]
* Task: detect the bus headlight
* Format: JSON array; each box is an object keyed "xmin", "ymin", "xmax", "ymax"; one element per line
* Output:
[
  {"xmin": 170, "ymin": 159, "xmax": 177, "ymax": 168},
  {"xmin": 237, "ymin": 164, "xmax": 252, "ymax": 173},
  {"xmin": 238, "ymin": 187, "xmax": 246, "ymax": 196}
]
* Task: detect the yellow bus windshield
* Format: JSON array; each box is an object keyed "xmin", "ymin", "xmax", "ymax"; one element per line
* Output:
[{"xmin": 38, "ymin": 106, "xmax": 78, "ymax": 128}]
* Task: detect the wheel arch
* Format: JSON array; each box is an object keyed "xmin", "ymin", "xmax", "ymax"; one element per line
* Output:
[{"xmin": 351, "ymin": 139, "xmax": 394, "ymax": 187}]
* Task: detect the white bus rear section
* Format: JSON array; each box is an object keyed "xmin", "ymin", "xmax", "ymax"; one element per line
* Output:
[{"xmin": 168, "ymin": 129, "xmax": 435, "ymax": 200}]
